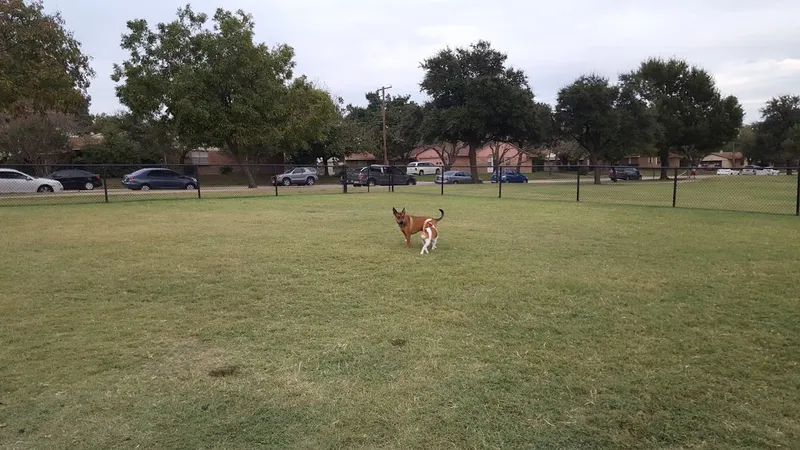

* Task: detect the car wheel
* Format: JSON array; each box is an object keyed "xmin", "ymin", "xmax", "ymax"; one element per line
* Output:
[
  {"xmin": 406, "ymin": 178, "xmax": 414, "ymax": 185},
  {"xmin": 418, "ymin": 170, "xmax": 425, "ymax": 176},
  {"xmin": 282, "ymin": 177, "xmax": 291, "ymax": 186},
  {"xmin": 367, "ymin": 178, "xmax": 376, "ymax": 187},
  {"xmin": 435, "ymin": 169, "xmax": 440, "ymax": 174},
  {"xmin": 185, "ymin": 183, "xmax": 197, "ymax": 190},
  {"xmin": 306, "ymin": 177, "xmax": 315, "ymax": 186},
  {"xmin": 140, "ymin": 184, "xmax": 151, "ymax": 191},
  {"xmin": 84, "ymin": 182, "xmax": 95, "ymax": 190},
  {"xmin": 37, "ymin": 185, "xmax": 54, "ymax": 193},
  {"xmin": 452, "ymin": 180, "xmax": 458, "ymax": 184}
]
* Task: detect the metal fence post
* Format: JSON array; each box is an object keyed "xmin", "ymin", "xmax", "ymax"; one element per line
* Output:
[
  {"xmin": 576, "ymin": 169, "xmax": 580, "ymax": 202},
  {"xmin": 498, "ymin": 164, "xmax": 502, "ymax": 199},
  {"xmin": 195, "ymin": 164, "xmax": 201, "ymax": 199},
  {"xmin": 672, "ymin": 167, "xmax": 678, "ymax": 208},
  {"xmin": 795, "ymin": 167, "xmax": 799, "ymax": 216},
  {"xmin": 390, "ymin": 163, "xmax": 394, "ymax": 192},
  {"xmin": 273, "ymin": 165, "xmax": 278, "ymax": 197},
  {"xmin": 102, "ymin": 165, "xmax": 109, "ymax": 203},
  {"xmin": 440, "ymin": 168, "xmax": 444, "ymax": 195}
]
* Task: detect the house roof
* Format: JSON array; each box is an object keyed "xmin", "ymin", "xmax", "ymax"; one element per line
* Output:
[{"xmin": 708, "ymin": 151, "xmax": 744, "ymax": 160}]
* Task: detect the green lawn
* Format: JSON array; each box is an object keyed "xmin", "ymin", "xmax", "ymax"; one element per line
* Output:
[
  {"xmin": 1, "ymin": 193, "xmax": 798, "ymax": 449},
  {"xmin": 3, "ymin": 173, "xmax": 798, "ymax": 217},
  {"xmin": 394, "ymin": 175, "xmax": 799, "ymax": 215}
]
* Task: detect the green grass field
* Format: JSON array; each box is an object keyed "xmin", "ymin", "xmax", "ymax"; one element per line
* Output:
[
  {"xmin": 2, "ymin": 193, "xmax": 800, "ymax": 449},
  {"xmin": 3, "ymin": 174, "xmax": 799, "ymax": 217}
]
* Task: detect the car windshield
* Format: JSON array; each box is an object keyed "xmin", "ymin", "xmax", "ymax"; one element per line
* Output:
[{"xmin": 444, "ymin": 171, "xmax": 458, "ymax": 175}]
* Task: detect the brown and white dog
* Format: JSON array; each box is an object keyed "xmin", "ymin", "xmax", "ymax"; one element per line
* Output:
[{"xmin": 392, "ymin": 207, "xmax": 444, "ymax": 255}]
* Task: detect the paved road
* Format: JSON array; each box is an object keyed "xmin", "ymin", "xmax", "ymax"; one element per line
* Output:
[{"xmin": 0, "ymin": 176, "xmax": 711, "ymax": 202}]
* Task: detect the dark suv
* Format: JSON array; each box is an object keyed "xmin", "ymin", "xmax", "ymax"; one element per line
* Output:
[
  {"xmin": 609, "ymin": 166, "xmax": 642, "ymax": 181},
  {"xmin": 346, "ymin": 165, "xmax": 416, "ymax": 187}
]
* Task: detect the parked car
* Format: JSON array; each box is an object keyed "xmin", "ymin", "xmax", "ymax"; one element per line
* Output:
[
  {"xmin": 435, "ymin": 170, "xmax": 475, "ymax": 184},
  {"xmin": 46, "ymin": 168, "xmax": 103, "ymax": 190},
  {"xmin": 0, "ymin": 168, "xmax": 64, "ymax": 193},
  {"xmin": 757, "ymin": 167, "xmax": 781, "ymax": 176},
  {"xmin": 741, "ymin": 165, "xmax": 762, "ymax": 175},
  {"xmin": 121, "ymin": 168, "xmax": 198, "ymax": 190},
  {"xmin": 406, "ymin": 161, "xmax": 441, "ymax": 176},
  {"xmin": 271, "ymin": 167, "xmax": 319, "ymax": 186},
  {"xmin": 346, "ymin": 165, "xmax": 416, "ymax": 187},
  {"xmin": 609, "ymin": 166, "xmax": 642, "ymax": 181},
  {"xmin": 490, "ymin": 169, "xmax": 528, "ymax": 183}
]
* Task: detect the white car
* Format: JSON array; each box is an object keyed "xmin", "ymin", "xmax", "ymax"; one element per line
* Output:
[
  {"xmin": 406, "ymin": 161, "xmax": 441, "ymax": 176},
  {"xmin": 716, "ymin": 168, "xmax": 737, "ymax": 175},
  {"xmin": 0, "ymin": 168, "xmax": 64, "ymax": 193},
  {"xmin": 757, "ymin": 168, "xmax": 781, "ymax": 176},
  {"xmin": 741, "ymin": 165, "xmax": 762, "ymax": 175}
]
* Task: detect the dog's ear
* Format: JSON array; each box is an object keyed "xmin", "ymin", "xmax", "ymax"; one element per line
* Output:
[
  {"xmin": 400, "ymin": 207, "xmax": 405, "ymax": 215},
  {"xmin": 392, "ymin": 207, "xmax": 398, "ymax": 216}
]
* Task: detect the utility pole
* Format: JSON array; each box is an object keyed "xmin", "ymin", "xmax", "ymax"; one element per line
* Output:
[{"xmin": 378, "ymin": 85, "xmax": 392, "ymax": 164}]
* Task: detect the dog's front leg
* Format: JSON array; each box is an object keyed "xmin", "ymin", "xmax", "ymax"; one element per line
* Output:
[{"xmin": 404, "ymin": 232, "xmax": 411, "ymax": 248}]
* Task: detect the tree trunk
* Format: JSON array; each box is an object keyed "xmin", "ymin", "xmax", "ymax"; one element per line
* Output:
[
  {"xmin": 515, "ymin": 151, "xmax": 523, "ymax": 172},
  {"xmin": 786, "ymin": 158, "xmax": 793, "ymax": 176},
  {"xmin": 590, "ymin": 154, "xmax": 601, "ymax": 185},
  {"xmin": 468, "ymin": 142, "xmax": 481, "ymax": 182},
  {"xmin": 228, "ymin": 140, "xmax": 257, "ymax": 188},
  {"xmin": 322, "ymin": 151, "xmax": 329, "ymax": 176},
  {"xmin": 659, "ymin": 148, "xmax": 670, "ymax": 180}
]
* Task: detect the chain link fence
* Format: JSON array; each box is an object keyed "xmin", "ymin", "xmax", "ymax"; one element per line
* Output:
[{"xmin": 1, "ymin": 162, "xmax": 798, "ymax": 215}]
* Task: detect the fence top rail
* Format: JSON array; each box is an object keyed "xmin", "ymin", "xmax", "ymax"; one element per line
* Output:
[{"xmin": 2, "ymin": 163, "xmax": 800, "ymax": 171}]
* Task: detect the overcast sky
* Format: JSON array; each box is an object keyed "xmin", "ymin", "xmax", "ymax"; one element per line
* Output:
[{"xmin": 44, "ymin": 0, "xmax": 799, "ymax": 123}]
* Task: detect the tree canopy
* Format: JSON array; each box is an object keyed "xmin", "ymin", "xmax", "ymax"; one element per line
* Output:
[
  {"xmin": 419, "ymin": 40, "xmax": 536, "ymax": 181},
  {"xmin": 747, "ymin": 95, "xmax": 800, "ymax": 172},
  {"xmin": 111, "ymin": 5, "xmax": 332, "ymax": 187},
  {"xmin": 620, "ymin": 57, "xmax": 743, "ymax": 178},
  {"xmin": 555, "ymin": 74, "xmax": 656, "ymax": 183},
  {"xmin": 344, "ymin": 92, "xmax": 423, "ymax": 163},
  {"xmin": 0, "ymin": 0, "xmax": 94, "ymax": 118}
]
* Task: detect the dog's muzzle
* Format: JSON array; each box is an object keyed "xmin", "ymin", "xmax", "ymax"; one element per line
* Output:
[{"xmin": 397, "ymin": 220, "xmax": 405, "ymax": 227}]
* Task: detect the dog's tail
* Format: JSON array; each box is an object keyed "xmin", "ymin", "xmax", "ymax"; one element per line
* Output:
[{"xmin": 435, "ymin": 209, "xmax": 444, "ymax": 221}]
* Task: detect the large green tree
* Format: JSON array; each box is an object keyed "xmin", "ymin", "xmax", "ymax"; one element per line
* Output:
[
  {"xmin": 620, "ymin": 57, "xmax": 743, "ymax": 179},
  {"xmin": 555, "ymin": 74, "xmax": 656, "ymax": 184},
  {"xmin": 506, "ymin": 101, "xmax": 555, "ymax": 171},
  {"xmin": 0, "ymin": 111, "xmax": 80, "ymax": 170},
  {"xmin": 0, "ymin": 0, "xmax": 94, "ymax": 118},
  {"xmin": 72, "ymin": 113, "xmax": 162, "ymax": 170},
  {"xmin": 345, "ymin": 92, "xmax": 423, "ymax": 164},
  {"xmin": 419, "ymin": 40, "xmax": 535, "ymax": 182},
  {"xmin": 112, "ymin": 5, "xmax": 325, "ymax": 187},
  {"xmin": 288, "ymin": 92, "xmax": 375, "ymax": 174},
  {"xmin": 748, "ymin": 95, "xmax": 800, "ymax": 174}
]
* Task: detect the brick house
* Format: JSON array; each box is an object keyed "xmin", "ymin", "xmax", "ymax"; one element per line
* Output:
[
  {"xmin": 185, "ymin": 148, "xmax": 285, "ymax": 175},
  {"xmin": 617, "ymin": 153, "xmax": 683, "ymax": 168},
  {"xmin": 412, "ymin": 142, "xmax": 531, "ymax": 172},
  {"xmin": 700, "ymin": 152, "xmax": 748, "ymax": 168}
]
